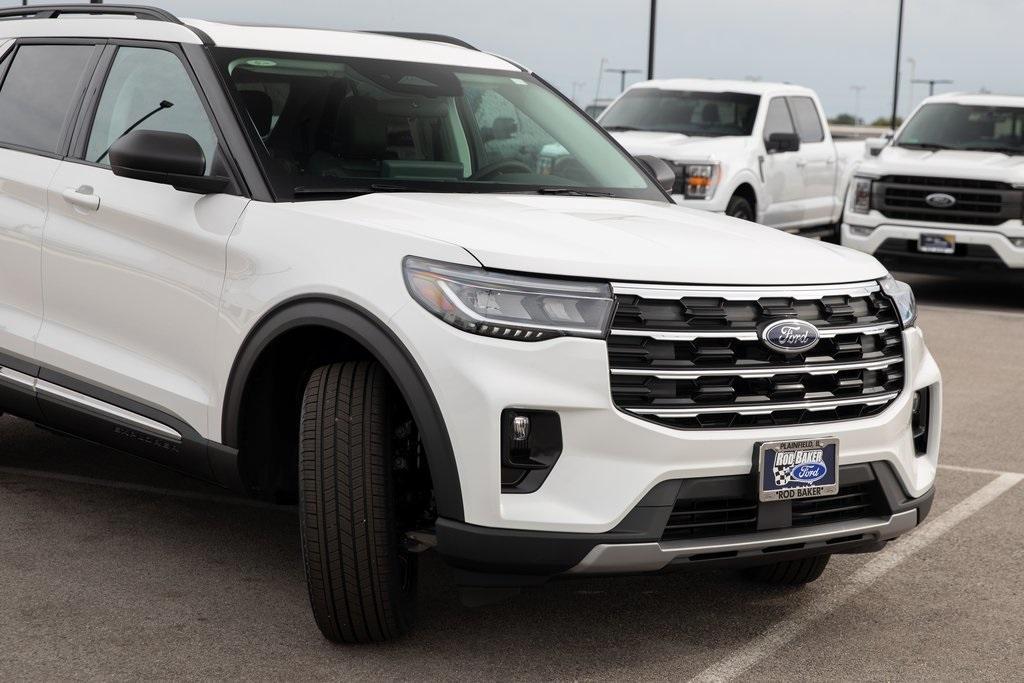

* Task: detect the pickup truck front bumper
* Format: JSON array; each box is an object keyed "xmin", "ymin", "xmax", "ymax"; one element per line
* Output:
[{"xmin": 842, "ymin": 216, "xmax": 1024, "ymax": 272}]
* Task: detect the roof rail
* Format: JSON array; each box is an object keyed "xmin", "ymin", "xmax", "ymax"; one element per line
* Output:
[
  {"xmin": 0, "ymin": 4, "xmax": 181, "ymax": 23},
  {"xmin": 361, "ymin": 31, "xmax": 477, "ymax": 51},
  {"xmin": 0, "ymin": 4, "xmax": 214, "ymax": 45}
]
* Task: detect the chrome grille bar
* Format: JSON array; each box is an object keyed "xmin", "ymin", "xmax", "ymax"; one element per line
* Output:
[
  {"xmin": 611, "ymin": 357, "xmax": 903, "ymax": 380},
  {"xmin": 627, "ymin": 392, "xmax": 900, "ymax": 418},
  {"xmin": 609, "ymin": 322, "xmax": 900, "ymax": 342}
]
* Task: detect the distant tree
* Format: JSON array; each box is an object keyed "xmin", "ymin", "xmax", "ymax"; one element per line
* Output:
[
  {"xmin": 829, "ymin": 113, "xmax": 857, "ymax": 125},
  {"xmin": 870, "ymin": 116, "xmax": 902, "ymax": 127}
]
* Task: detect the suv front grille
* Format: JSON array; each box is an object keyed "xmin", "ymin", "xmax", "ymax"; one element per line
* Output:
[
  {"xmin": 608, "ymin": 281, "xmax": 905, "ymax": 429},
  {"xmin": 873, "ymin": 174, "xmax": 1022, "ymax": 226}
]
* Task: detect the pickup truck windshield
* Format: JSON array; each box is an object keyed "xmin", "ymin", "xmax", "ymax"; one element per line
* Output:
[
  {"xmin": 897, "ymin": 102, "xmax": 1024, "ymax": 155},
  {"xmin": 600, "ymin": 89, "xmax": 760, "ymax": 137},
  {"xmin": 213, "ymin": 49, "xmax": 663, "ymax": 201}
]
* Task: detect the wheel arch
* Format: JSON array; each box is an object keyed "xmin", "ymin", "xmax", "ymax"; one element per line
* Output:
[
  {"xmin": 221, "ymin": 296, "xmax": 463, "ymax": 520},
  {"xmin": 731, "ymin": 181, "xmax": 759, "ymax": 216}
]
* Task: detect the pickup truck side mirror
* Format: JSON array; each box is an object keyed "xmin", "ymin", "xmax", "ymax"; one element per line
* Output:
[
  {"xmin": 634, "ymin": 155, "xmax": 677, "ymax": 193},
  {"xmin": 765, "ymin": 132, "xmax": 801, "ymax": 154},
  {"xmin": 108, "ymin": 130, "xmax": 230, "ymax": 194},
  {"xmin": 865, "ymin": 136, "xmax": 891, "ymax": 157}
]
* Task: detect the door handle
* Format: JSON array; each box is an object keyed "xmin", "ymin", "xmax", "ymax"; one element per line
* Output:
[
  {"xmin": 795, "ymin": 159, "xmax": 809, "ymax": 168},
  {"xmin": 62, "ymin": 186, "xmax": 101, "ymax": 212}
]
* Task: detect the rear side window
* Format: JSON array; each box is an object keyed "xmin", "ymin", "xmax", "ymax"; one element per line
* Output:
[
  {"xmin": 0, "ymin": 44, "xmax": 95, "ymax": 154},
  {"xmin": 763, "ymin": 98, "xmax": 795, "ymax": 141},
  {"xmin": 788, "ymin": 96, "xmax": 825, "ymax": 143}
]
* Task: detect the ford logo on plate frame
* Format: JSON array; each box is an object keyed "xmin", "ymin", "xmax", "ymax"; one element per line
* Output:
[
  {"xmin": 925, "ymin": 192, "xmax": 957, "ymax": 209},
  {"xmin": 761, "ymin": 319, "xmax": 820, "ymax": 354}
]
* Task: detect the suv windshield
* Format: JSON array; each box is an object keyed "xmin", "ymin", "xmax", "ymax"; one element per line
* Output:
[
  {"xmin": 599, "ymin": 89, "xmax": 760, "ymax": 137},
  {"xmin": 897, "ymin": 102, "xmax": 1024, "ymax": 155},
  {"xmin": 213, "ymin": 49, "xmax": 662, "ymax": 201}
]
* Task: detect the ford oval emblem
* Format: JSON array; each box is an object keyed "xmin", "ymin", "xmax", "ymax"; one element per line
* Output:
[
  {"xmin": 925, "ymin": 192, "xmax": 956, "ymax": 209},
  {"xmin": 790, "ymin": 462, "xmax": 828, "ymax": 484},
  {"xmin": 761, "ymin": 319, "xmax": 820, "ymax": 354}
]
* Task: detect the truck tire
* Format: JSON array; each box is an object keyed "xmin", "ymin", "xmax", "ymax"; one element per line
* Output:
[
  {"xmin": 299, "ymin": 361, "xmax": 415, "ymax": 643},
  {"xmin": 742, "ymin": 554, "xmax": 830, "ymax": 586},
  {"xmin": 726, "ymin": 195, "xmax": 755, "ymax": 221}
]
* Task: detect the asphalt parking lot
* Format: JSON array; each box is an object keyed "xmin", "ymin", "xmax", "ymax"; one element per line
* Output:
[{"xmin": 1, "ymin": 273, "xmax": 1023, "ymax": 681}]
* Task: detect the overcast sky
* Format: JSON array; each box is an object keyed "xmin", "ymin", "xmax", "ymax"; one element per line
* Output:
[{"xmin": 59, "ymin": 0, "xmax": 1022, "ymax": 120}]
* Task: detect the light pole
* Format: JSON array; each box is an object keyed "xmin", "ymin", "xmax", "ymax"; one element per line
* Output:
[
  {"xmin": 906, "ymin": 57, "xmax": 916, "ymax": 115},
  {"xmin": 570, "ymin": 81, "xmax": 586, "ymax": 104},
  {"xmin": 606, "ymin": 67, "xmax": 643, "ymax": 93},
  {"xmin": 851, "ymin": 85, "xmax": 865, "ymax": 125},
  {"xmin": 891, "ymin": 0, "xmax": 905, "ymax": 130},
  {"xmin": 647, "ymin": 0, "xmax": 657, "ymax": 80},
  {"xmin": 912, "ymin": 78, "xmax": 953, "ymax": 96}
]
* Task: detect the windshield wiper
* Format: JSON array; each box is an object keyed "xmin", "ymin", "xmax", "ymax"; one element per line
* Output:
[
  {"xmin": 603, "ymin": 125, "xmax": 643, "ymax": 132},
  {"xmin": 533, "ymin": 187, "xmax": 614, "ymax": 197},
  {"xmin": 293, "ymin": 183, "xmax": 423, "ymax": 197},
  {"xmin": 897, "ymin": 142, "xmax": 951, "ymax": 151}
]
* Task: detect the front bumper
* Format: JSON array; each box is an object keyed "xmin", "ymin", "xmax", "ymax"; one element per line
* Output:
[
  {"xmin": 393, "ymin": 302, "xmax": 942, "ymax": 534},
  {"xmin": 436, "ymin": 461, "xmax": 933, "ymax": 580},
  {"xmin": 843, "ymin": 212, "xmax": 1024, "ymax": 271}
]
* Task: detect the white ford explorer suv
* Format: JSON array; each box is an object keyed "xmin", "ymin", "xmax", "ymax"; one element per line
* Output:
[
  {"xmin": 0, "ymin": 5, "xmax": 940, "ymax": 643},
  {"xmin": 844, "ymin": 92, "xmax": 1024, "ymax": 274},
  {"xmin": 597, "ymin": 79, "xmax": 866, "ymax": 239}
]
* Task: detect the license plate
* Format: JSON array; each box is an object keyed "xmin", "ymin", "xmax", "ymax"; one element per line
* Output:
[
  {"xmin": 918, "ymin": 233, "xmax": 956, "ymax": 254},
  {"xmin": 758, "ymin": 438, "xmax": 839, "ymax": 502}
]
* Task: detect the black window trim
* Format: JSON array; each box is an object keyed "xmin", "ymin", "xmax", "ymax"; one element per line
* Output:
[
  {"xmin": 64, "ymin": 38, "xmax": 247, "ymax": 198},
  {"xmin": 786, "ymin": 95, "xmax": 826, "ymax": 144},
  {"xmin": 0, "ymin": 38, "xmax": 104, "ymax": 160},
  {"xmin": 762, "ymin": 95, "xmax": 796, "ymax": 147}
]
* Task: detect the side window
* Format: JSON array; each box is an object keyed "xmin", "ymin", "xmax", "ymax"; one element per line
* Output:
[
  {"xmin": 0, "ymin": 44, "xmax": 96, "ymax": 154},
  {"xmin": 788, "ymin": 96, "xmax": 825, "ymax": 143},
  {"xmin": 763, "ymin": 98, "xmax": 795, "ymax": 143},
  {"xmin": 86, "ymin": 47, "xmax": 218, "ymax": 174}
]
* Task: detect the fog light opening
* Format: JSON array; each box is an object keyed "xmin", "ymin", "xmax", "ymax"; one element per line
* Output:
[
  {"xmin": 848, "ymin": 224, "xmax": 875, "ymax": 237},
  {"xmin": 501, "ymin": 409, "xmax": 563, "ymax": 493}
]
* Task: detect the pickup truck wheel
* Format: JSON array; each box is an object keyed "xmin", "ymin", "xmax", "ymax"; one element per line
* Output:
[
  {"xmin": 299, "ymin": 361, "xmax": 416, "ymax": 643},
  {"xmin": 742, "ymin": 554, "xmax": 830, "ymax": 586},
  {"xmin": 726, "ymin": 195, "xmax": 754, "ymax": 221}
]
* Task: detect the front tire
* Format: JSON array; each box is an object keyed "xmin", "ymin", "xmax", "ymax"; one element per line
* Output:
[
  {"xmin": 742, "ymin": 554, "xmax": 831, "ymax": 586},
  {"xmin": 726, "ymin": 194, "xmax": 755, "ymax": 221},
  {"xmin": 299, "ymin": 361, "xmax": 415, "ymax": 643}
]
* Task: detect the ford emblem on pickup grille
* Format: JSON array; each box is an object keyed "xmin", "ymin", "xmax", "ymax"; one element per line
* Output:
[
  {"xmin": 925, "ymin": 192, "xmax": 956, "ymax": 209},
  {"xmin": 761, "ymin": 319, "xmax": 820, "ymax": 353}
]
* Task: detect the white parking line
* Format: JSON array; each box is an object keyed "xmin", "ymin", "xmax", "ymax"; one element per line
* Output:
[
  {"xmin": 0, "ymin": 466, "xmax": 291, "ymax": 511},
  {"xmin": 690, "ymin": 472, "xmax": 1024, "ymax": 683},
  {"xmin": 939, "ymin": 463, "xmax": 1024, "ymax": 477}
]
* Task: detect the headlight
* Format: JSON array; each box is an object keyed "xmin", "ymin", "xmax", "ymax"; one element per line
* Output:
[
  {"xmin": 403, "ymin": 257, "xmax": 615, "ymax": 341},
  {"xmin": 852, "ymin": 177, "xmax": 873, "ymax": 214},
  {"xmin": 668, "ymin": 162, "xmax": 721, "ymax": 199},
  {"xmin": 880, "ymin": 275, "xmax": 917, "ymax": 327}
]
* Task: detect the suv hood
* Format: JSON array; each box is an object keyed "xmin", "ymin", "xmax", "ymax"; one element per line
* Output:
[
  {"xmin": 609, "ymin": 131, "xmax": 749, "ymax": 162},
  {"xmin": 866, "ymin": 145, "xmax": 1024, "ymax": 182},
  {"xmin": 296, "ymin": 193, "xmax": 886, "ymax": 285}
]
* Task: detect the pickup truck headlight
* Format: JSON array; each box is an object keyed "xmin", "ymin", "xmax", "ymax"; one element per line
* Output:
[
  {"xmin": 852, "ymin": 177, "xmax": 873, "ymax": 214},
  {"xmin": 403, "ymin": 257, "xmax": 615, "ymax": 341},
  {"xmin": 880, "ymin": 275, "xmax": 917, "ymax": 327},
  {"xmin": 676, "ymin": 162, "xmax": 720, "ymax": 199}
]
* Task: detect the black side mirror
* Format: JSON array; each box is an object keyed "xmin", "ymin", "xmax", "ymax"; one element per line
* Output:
[
  {"xmin": 765, "ymin": 132, "xmax": 801, "ymax": 154},
  {"xmin": 108, "ymin": 130, "xmax": 230, "ymax": 194},
  {"xmin": 634, "ymin": 155, "xmax": 677, "ymax": 193}
]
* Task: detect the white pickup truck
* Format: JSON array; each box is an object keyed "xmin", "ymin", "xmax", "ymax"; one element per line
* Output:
[
  {"xmin": 596, "ymin": 79, "xmax": 864, "ymax": 239},
  {"xmin": 843, "ymin": 92, "xmax": 1024, "ymax": 274}
]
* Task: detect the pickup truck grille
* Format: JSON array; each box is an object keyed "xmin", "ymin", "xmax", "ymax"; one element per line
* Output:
[
  {"xmin": 608, "ymin": 281, "xmax": 904, "ymax": 429},
  {"xmin": 873, "ymin": 175, "xmax": 1022, "ymax": 226}
]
